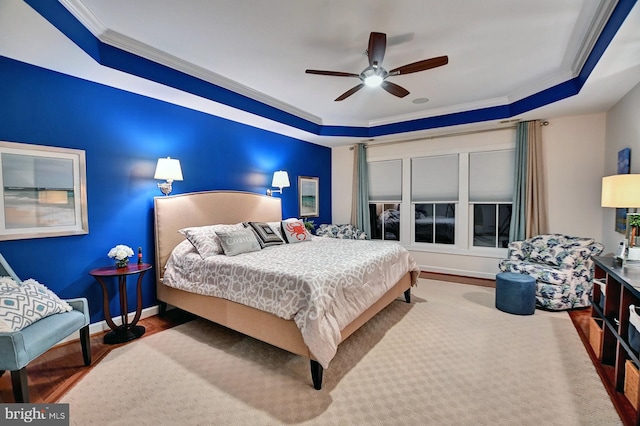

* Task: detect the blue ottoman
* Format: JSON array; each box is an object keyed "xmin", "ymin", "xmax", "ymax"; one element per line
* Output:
[{"xmin": 495, "ymin": 272, "xmax": 536, "ymax": 315}]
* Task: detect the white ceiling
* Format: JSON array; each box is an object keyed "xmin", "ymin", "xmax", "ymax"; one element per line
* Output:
[{"xmin": 2, "ymin": 0, "xmax": 640, "ymax": 147}]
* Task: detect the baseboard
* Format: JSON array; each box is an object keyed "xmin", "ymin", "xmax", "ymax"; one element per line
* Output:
[
  {"xmin": 418, "ymin": 264, "xmax": 498, "ymax": 280},
  {"xmin": 420, "ymin": 270, "xmax": 496, "ymax": 288},
  {"xmin": 56, "ymin": 305, "xmax": 162, "ymax": 345}
]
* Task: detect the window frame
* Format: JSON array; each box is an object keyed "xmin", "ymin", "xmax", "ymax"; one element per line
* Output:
[{"xmin": 366, "ymin": 141, "xmax": 514, "ymax": 256}]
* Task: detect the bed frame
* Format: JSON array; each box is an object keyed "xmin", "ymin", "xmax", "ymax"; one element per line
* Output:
[{"xmin": 154, "ymin": 190, "xmax": 412, "ymax": 389}]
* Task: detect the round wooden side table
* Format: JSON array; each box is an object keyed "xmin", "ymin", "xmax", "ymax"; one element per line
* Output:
[{"xmin": 89, "ymin": 263, "xmax": 152, "ymax": 344}]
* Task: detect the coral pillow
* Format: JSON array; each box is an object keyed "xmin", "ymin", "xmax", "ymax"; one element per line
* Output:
[{"xmin": 281, "ymin": 219, "xmax": 312, "ymax": 243}]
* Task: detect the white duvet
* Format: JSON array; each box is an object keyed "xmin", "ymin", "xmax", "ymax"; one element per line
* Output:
[{"xmin": 163, "ymin": 236, "xmax": 419, "ymax": 368}]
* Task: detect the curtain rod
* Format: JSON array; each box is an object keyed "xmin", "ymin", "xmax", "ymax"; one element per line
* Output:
[{"xmin": 349, "ymin": 120, "xmax": 549, "ymax": 150}]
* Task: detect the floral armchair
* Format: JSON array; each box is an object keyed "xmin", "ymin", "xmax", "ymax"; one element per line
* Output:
[
  {"xmin": 498, "ymin": 234, "xmax": 604, "ymax": 311},
  {"xmin": 315, "ymin": 224, "xmax": 368, "ymax": 240}
]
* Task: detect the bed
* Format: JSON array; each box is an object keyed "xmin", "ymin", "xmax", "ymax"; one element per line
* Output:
[{"xmin": 154, "ymin": 190, "xmax": 419, "ymax": 389}]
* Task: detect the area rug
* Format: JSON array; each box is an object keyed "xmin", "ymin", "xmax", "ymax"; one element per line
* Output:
[{"xmin": 60, "ymin": 279, "xmax": 621, "ymax": 425}]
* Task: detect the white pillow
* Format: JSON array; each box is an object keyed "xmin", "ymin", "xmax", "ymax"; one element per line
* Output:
[
  {"xmin": 179, "ymin": 223, "xmax": 245, "ymax": 258},
  {"xmin": 0, "ymin": 278, "xmax": 73, "ymax": 332}
]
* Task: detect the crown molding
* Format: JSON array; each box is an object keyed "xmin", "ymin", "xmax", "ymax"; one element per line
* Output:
[
  {"xmin": 571, "ymin": 0, "xmax": 619, "ymax": 74},
  {"xmin": 60, "ymin": 0, "xmax": 322, "ymax": 126}
]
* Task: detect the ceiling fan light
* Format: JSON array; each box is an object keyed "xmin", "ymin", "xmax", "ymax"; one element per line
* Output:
[{"xmin": 364, "ymin": 75, "xmax": 383, "ymax": 87}]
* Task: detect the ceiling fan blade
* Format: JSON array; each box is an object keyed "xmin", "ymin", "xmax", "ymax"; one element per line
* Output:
[
  {"xmin": 381, "ymin": 81, "xmax": 410, "ymax": 98},
  {"xmin": 368, "ymin": 32, "xmax": 386, "ymax": 67},
  {"xmin": 335, "ymin": 84, "xmax": 365, "ymax": 101},
  {"xmin": 388, "ymin": 55, "xmax": 449, "ymax": 75},
  {"xmin": 305, "ymin": 69, "xmax": 360, "ymax": 78}
]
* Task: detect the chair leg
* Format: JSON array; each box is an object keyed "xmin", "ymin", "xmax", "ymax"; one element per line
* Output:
[
  {"xmin": 10, "ymin": 368, "xmax": 29, "ymax": 403},
  {"xmin": 80, "ymin": 325, "xmax": 91, "ymax": 366}
]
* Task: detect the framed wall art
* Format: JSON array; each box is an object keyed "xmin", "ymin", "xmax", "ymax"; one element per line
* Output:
[
  {"xmin": 0, "ymin": 141, "xmax": 88, "ymax": 241},
  {"xmin": 298, "ymin": 176, "xmax": 319, "ymax": 218},
  {"xmin": 616, "ymin": 147, "xmax": 631, "ymax": 233}
]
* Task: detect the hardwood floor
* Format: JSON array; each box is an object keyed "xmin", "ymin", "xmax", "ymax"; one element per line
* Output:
[
  {"xmin": 0, "ymin": 309, "xmax": 195, "ymax": 404},
  {"xmin": 568, "ymin": 308, "xmax": 635, "ymax": 426}
]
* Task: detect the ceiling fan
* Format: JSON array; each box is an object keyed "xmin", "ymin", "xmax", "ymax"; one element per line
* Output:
[{"xmin": 305, "ymin": 32, "xmax": 448, "ymax": 101}]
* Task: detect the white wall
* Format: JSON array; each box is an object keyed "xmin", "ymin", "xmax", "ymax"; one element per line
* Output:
[
  {"xmin": 332, "ymin": 113, "xmax": 608, "ymax": 278},
  {"xmin": 543, "ymin": 113, "xmax": 606, "ymax": 241},
  {"xmin": 602, "ymin": 81, "xmax": 640, "ymax": 254}
]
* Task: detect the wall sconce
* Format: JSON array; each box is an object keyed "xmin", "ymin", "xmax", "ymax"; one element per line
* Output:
[
  {"xmin": 154, "ymin": 157, "xmax": 183, "ymax": 196},
  {"xmin": 266, "ymin": 170, "xmax": 290, "ymax": 196}
]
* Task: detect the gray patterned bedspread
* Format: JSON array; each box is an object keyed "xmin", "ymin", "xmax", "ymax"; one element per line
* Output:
[{"xmin": 163, "ymin": 237, "xmax": 419, "ymax": 368}]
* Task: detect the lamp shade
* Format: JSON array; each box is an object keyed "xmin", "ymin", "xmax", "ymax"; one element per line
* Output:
[
  {"xmin": 272, "ymin": 171, "xmax": 290, "ymax": 189},
  {"xmin": 601, "ymin": 174, "xmax": 640, "ymax": 207},
  {"xmin": 154, "ymin": 157, "xmax": 183, "ymax": 182}
]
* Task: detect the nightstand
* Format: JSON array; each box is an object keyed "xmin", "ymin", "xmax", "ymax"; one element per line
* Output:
[{"xmin": 89, "ymin": 263, "xmax": 152, "ymax": 344}]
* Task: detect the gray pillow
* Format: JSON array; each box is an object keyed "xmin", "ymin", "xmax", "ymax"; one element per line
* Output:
[
  {"xmin": 178, "ymin": 223, "xmax": 244, "ymax": 258},
  {"xmin": 216, "ymin": 228, "xmax": 262, "ymax": 256}
]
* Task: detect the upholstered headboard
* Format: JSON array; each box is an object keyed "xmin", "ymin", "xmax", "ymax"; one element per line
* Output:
[{"xmin": 153, "ymin": 191, "xmax": 282, "ymax": 284}]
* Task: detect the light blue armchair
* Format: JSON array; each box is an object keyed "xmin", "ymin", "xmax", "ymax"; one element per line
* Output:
[{"xmin": 0, "ymin": 298, "xmax": 91, "ymax": 402}]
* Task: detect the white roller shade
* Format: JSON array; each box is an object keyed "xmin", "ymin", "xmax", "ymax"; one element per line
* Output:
[
  {"xmin": 469, "ymin": 150, "xmax": 514, "ymax": 202},
  {"xmin": 368, "ymin": 160, "xmax": 401, "ymax": 201},
  {"xmin": 411, "ymin": 155, "xmax": 458, "ymax": 201}
]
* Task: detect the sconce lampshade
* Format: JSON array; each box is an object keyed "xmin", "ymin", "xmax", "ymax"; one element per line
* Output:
[
  {"xmin": 154, "ymin": 157, "xmax": 183, "ymax": 196},
  {"xmin": 601, "ymin": 174, "xmax": 640, "ymax": 207},
  {"xmin": 272, "ymin": 171, "xmax": 290, "ymax": 189},
  {"xmin": 154, "ymin": 157, "xmax": 183, "ymax": 182}
]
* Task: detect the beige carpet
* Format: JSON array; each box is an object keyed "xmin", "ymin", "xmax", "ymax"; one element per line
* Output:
[{"xmin": 60, "ymin": 279, "xmax": 621, "ymax": 425}]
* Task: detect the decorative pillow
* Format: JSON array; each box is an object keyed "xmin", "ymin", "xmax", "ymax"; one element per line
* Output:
[
  {"xmin": 245, "ymin": 222, "xmax": 284, "ymax": 248},
  {"xmin": 179, "ymin": 223, "xmax": 244, "ymax": 258},
  {"xmin": 216, "ymin": 228, "xmax": 262, "ymax": 256},
  {"xmin": 0, "ymin": 278, "xmax": 73, "ymax": 332},
  {"xmin": 267, "ymin": 221, "xmax": 284, "ymax": 240},
  {"xmin": 281, "ymin": 219, "xmax": 312, "ymax": 243},
  {"xmin": 315, "ymin": 224, "xmax": 368, "ymax": 240}
]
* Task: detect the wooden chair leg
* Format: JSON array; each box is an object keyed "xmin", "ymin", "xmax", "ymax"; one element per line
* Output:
[
  {"xmin": 10, "ymin": 367, "xmax": 29, "ymax": 403},
  {"xmin": 80, "ymin": 325, "xmax": 91, "ymax": 366}
]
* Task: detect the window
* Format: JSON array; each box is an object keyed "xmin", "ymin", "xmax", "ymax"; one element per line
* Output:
[
  {"xmin": 365, "ymin": 143, "xmax": 514, "ymax": 251},
  {"xmin": 411, "ymin": 155, "xmax": 458, "ymax": 245},
  {"xmin": 368, "ymin": 160, "xmax": 401, "ymax": 241},
  {"xmin": 369, "ymin": 203, "xmax": 400, "ymax": 241},
  {"xmin": 415, "ymin": 203, "xmax": 456, "ymax": 244},
  {"xmin": 473, "ymin": 203, "xmax": 511, "ymax": 248},
  {"xmin": 469, "ymin": 150, "xmax": 514, "ymax": 248}
]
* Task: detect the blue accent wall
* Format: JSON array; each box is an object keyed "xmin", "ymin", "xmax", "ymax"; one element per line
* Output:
[{"xmin": 0, "ymin": 56, "xmax": 331, "ymax": 323}]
